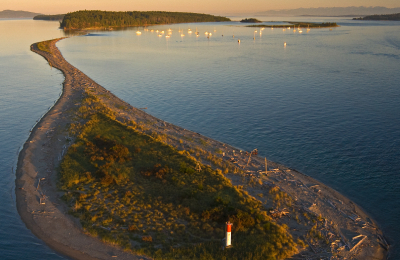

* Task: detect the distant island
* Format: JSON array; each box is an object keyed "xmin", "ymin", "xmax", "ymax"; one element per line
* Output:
[
  {"xmin": 256, "ymin": 6, "xmax": 400, "ymax": 17},
  {"xmin": 247, "ymin": 21, "xmax": 338, "ymax": 28},
  {"xmin": 60, "ymin": 10, "xmax": 230, "ymax": 30},
  {"xmin": 353, "ymin": 13, "xmax": 400, "ymax": 21},
  {"xmin": 240, "ymin": 18, "xmax": 262, "ymax": 23},
  {"xmin": 0, "ymin": 9, "xmax": 42, "ymax": 18},
  {"xmin": 33, "ymin": 14, "xmax": 65, "ymax": 21}
]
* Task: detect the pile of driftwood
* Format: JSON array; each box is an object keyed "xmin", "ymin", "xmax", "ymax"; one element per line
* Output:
[
  {"xmin": 330, "ymin": 233, "xmax": 371, "ymax": 255},
  {"xmin": 269, "ymin": 208, "xmax": 289, "ymax": 219}
]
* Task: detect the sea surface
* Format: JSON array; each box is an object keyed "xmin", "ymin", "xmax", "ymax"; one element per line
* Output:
[
  {"xmin": 1, "ymin": 17, "xmax": 399, "ymax": 259},
  {"xmin": 0, "ymin": 20, "xmax": 65, "ymax": 259}
]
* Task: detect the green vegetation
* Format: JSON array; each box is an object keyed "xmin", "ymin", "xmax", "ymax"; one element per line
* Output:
[
  {"xmin": 240, "ymin": 18, "xmax": 262, "ymax": 23},
  {"xmin": 247, "ymin": 22, "xmax": 338, "ymax": 28},
  {"xmin": 37, "ymin": 40, "xmax": 53, "ymax": 53},
  {"xmin": 60, "ymin": 10, "xmax": 231, "ymax": 30},
  {"xmin": 353, "ymin": 13, "xmax": 400, "ymax": 21},
  {"xmin": 33, "ymin": 14, "xmax": 65, "ymax": 21},
  {"xmin": 59, "ymin": 93, "xmax": 299, "ymax": 259}
]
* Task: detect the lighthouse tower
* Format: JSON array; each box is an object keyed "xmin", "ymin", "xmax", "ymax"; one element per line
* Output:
[{"xmin": 225, "ymin": 222, "xmax": 232, "ymax": 248}]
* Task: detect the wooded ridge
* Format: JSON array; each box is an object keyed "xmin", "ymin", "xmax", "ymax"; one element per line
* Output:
[{"xmin": 60, "ymin": 10, "xmax": 231, "ymax": 30}]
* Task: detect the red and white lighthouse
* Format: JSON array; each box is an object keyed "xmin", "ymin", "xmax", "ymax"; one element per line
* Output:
[{"xmin": 225, "ymin": 221, "xmax": 232, "ymax": 247}]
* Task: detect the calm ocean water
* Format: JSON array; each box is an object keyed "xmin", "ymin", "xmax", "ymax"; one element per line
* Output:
[
  {"xmin": 1, "ymin": 17, "xmax": 399, "ymax": 259},
  {"xmin": 0, "ymin": 20, "xmax": 65, "ymax": 259}
]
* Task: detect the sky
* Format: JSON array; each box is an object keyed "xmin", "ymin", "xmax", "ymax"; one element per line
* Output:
[{"xmin": 1, "ymin": 0, "xmax": 400, "ymax": 15}]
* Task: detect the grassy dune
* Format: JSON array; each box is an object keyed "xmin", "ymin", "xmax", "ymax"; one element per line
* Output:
[
  {"xmin": 59, "ymin": 93, "xmax": 300, "ymax": 259},
  {"xmin": 37, "ymin": 39, "xmax": 53, "ymax": 53}
]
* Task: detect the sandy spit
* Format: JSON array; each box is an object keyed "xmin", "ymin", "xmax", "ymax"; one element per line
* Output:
[
  {"xmin": 16, "ymin": 38, "xmax": 149, "ymax": 260},
  {"xmin": 16, "ymin": 38, "xmax": 388, "ymax": 259}
]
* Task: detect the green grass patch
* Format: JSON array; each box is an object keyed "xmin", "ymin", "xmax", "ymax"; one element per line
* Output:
[
  {"xmin": 59, "ymin": 95, "xmax": 299, "ymax": 259},
  {"xmin": 37, "ymin": 40, "xmax": 53, "ymax": 53}
]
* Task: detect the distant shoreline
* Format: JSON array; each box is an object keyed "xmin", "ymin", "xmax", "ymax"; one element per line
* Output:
[
  {"xmin": 16, "ymin": 37, "xmax": 388, "ymax": 259},
  {"xmin": 353, "ymin": 13, "xmax": 400, "ymax": 21},
  {"xmin": 246, "ymin": 21, "xmax": 339, "ymax": 28}
]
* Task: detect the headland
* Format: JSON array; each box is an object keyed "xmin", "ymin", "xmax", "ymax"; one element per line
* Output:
[{"xmin": 16, "ymin": 38, "xmax": 388, "ymax": 259}]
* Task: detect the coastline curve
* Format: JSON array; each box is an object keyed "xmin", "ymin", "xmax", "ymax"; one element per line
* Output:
[{"xmin": 15, "ymin": 38, "xmax": 388, "ymax": 259}]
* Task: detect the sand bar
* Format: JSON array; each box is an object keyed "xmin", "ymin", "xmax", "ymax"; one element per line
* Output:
[{"xmin": 16, "ymin": 38, "xmax": 388, "ymax": 259}]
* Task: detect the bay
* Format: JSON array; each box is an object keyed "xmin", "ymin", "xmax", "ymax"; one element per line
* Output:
[{"xmin": 57, "ymin": 17, "xmax": 400, "ymax": 258}]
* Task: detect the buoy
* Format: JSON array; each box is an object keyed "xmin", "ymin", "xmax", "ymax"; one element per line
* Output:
[
  {"xmin": 284, "ymin": 42, "xmax": 287, "ymax": 46},
  {"xmin": 238, "ymin": 39, "xmax": 240, "ymax": 43},
  {"xmin": 136, "ymin": 31, "xmax": 141, "ymax": 35}
]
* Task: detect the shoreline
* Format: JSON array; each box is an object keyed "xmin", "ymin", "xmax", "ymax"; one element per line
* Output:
[{"xmin": 16, "ymin": 38, "xmax": 388, "ymax": 259}]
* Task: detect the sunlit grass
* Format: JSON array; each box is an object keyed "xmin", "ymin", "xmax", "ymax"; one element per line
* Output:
[
  {"xmin": 37, "ymin": 39, "xmax": 53, "ymax": 53},
  {"xmin": 59, "ymin": 94, "xmax": 299, "ymax": 259}
]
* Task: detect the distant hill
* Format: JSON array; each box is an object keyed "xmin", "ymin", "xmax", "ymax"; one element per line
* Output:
[
  {"xmin": 256, "ymin": 6, "xmax": 400, "ymax": 17},
  {"xmin": 33, "ymin": 14, "xmax": 65, "ymax": 21},
  {"xmin": 0, "ymin": 10, "xmax": 42, "ymax": 18},
  {"xmin": 353, "ymin": 13, "xmax": 400, "ymax": 20}
]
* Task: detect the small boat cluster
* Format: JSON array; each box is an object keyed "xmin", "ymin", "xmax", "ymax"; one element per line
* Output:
[
  {"xmin": 136, "ymin": 27, "xmax": 204, "ymax": 38},
  {"xmin": 134, "ymin": 24, "xmax": 312, "ymax": 46}
]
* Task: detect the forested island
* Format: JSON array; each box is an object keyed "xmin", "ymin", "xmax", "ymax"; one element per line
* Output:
[
  {"xmin": 33, "ymin": 14, "xmax": 65, "ymax": 21},
  {"xmin": 353, "ymin": 13, "xmax": 400, "ymax": 21},
  {"xmin": 247, "ymin": 22, "xmax": 338, "ymax": 28},
  {"xmin": 60, "ymin": 10, "xmax": 230, "ymax": 30},
  {"xmin": 240, "ymin": 18, "xmax": 262, "ymax": 23}
]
